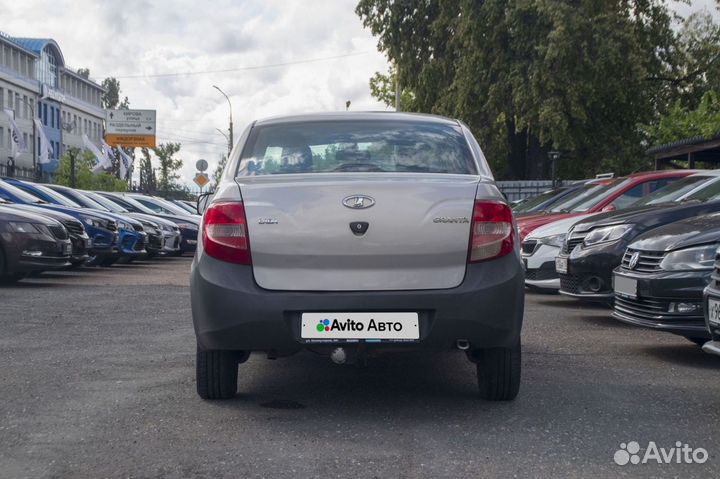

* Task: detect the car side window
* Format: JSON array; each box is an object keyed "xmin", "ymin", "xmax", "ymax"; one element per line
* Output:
[
  {"xmin": 609, "ymin": 178, "xmax": 676, "ymax": 210},
  {"xmin": 136, "ymin": 199, "xmax": 163, "ymax": 213}
]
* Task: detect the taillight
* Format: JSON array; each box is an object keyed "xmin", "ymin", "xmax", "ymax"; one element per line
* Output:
[
  {"xmin": 468, "ymin": 200, "xmax": 514, "ymax": 262},
  {"xmin": 203, "ymin": 202, "xmax": 251, "ymax": 264}
]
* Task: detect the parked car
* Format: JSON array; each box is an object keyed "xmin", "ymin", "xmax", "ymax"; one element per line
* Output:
[
  {"xmin": 611, "ymin": 213, "xmax": 720, "ymax": 345},
  {"xmin": 0, "ymin": 179, "xmax": 117, "ymax": 266},
  {"xmin": 191, "ymin": 112, "xmax": 524, "ymax": 401},
  {"xmin": 702, "ymin": 252, "xmax": 720, "ymax": 356},
  {"xmin": 556, "ymin": 179, "xmax": 720, "ymax": 300},
  {"xmin": 41, "ymin": 184, "xmax": 147, "ymax": 265},
  {"xmin": 127, "ymin": 193, "xmax": 199, "ymax": 218},
  {"xmin": 0, "ymin": 203, "xmax": 72, "ymax": 283},
  {"xmin": 516, "ymin": 170, "xmax": 694, "ymax": 241},
  {"xmin": 512, "ymin": 182, "xmax": 590, "ymax": 215},
  {"xmin": 79, "ymin": 190, "xmax": 180, "ymax": 257},
  {"xmin": 97, "ymin": 192, "xmax": 199, "ymax": 255},
  {"xmin": 169, "ymin": 199, "xmax": 199, "ymax": 215},
  {"xmin": 523, "ymin": 171, "xmax": 720, "ymax": 292}
]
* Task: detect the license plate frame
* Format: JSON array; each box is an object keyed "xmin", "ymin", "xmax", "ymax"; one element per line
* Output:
[
  {"xmin": 555, "ymin": 256, "xmax": 568, "ymax": 274},
  {"xmin": 708, "ymin": 298, "xmax": 720, "ymax": 325},
  {"xmin": 301, "ymin": 312, "xmax": 420, "ymax": 341},
  {"xmin": 614, "ymin": 274, "xmax": 638, "ymax": 298}
]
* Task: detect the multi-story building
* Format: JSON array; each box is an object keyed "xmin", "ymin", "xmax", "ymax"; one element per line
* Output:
[{"xmin": 0, "ymin": 32, "xmax": 105, "ymax": 177}]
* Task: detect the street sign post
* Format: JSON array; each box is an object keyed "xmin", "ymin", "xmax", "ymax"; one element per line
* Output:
[
  {"xmin": 105, "ymin": 109, "xmax": 156, "ymax": 148},
  {"xmin": 196, "ymin": 159, "xmax": 208, "ymax": 172}
]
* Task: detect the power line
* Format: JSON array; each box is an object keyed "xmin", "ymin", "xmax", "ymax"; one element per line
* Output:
[{"xmin": 111, "ymin": 51, "xmax": 370, "ymax": 79}]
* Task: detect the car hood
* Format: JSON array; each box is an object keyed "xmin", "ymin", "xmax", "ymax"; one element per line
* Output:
[
  {"xmin": 630, "ymin": 212, "xmax": 720, "ymax": 252},
  {"xmin": 155, "ymin": 214, "xmax": 200, "ymax": 227},
  {"xmin": 0, "ymin": 204, "xmax": 62, "ymax": 226},
  {"xmin": 37, "ymin": 204, "xmax": 119, "ymax": 222},
  {"xmin": 571, "ymin": 200, "xmax": 717, "ymax": 233},
  {"xmin": 125, "ymin": 212, "xmax": 178, "ymax": 228},
  {"xmin": 517, "ymin": 212, "xmax": 577, "ymax": 240},
  {"xmin": 526, "ymin": 213, "xmax": 600, "ymax": 240},
  {"xmin": 9, "ymin": 204, "xmax": 77, "ymax": 224}
]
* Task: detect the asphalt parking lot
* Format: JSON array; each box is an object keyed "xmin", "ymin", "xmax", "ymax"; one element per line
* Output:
[{"xmin": 2, "ymin": 257, "xmax": 720, "ymax": 478}]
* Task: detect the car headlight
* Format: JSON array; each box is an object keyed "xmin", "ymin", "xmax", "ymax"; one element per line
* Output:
[
  {"xmin": 81, "ymin": 215, "xmax": 107, "ymax": 229},
  {"xmin": 160, "ymin": 224, "xmax": 173, "ymax": 232},
  {"xmin": 660, "ymin": 244, "xmax": 717, "ymax": 271},
  {"xmin": 583, "ymin": 224, "xmax": 632, "ymax": 247},
  {"xmin": 9, "ymin": 222, "xmax": 41, "ymax": 234},
  {"xmin": 143, "ymin": 223, "xmax": 158, "ymax": 235},
  {"xmin": 537, "ymin": 233, "xmax": 566, "ymax": 248}
]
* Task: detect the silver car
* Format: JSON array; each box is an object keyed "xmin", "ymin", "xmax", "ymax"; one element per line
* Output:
[{"xmin": 191, "ymin": 112, "xmax": 524, "ymax": 400}]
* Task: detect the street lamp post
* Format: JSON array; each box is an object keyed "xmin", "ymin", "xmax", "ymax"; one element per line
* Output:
[
  {"xmin": 548, "ymin": 150, "xmax": 561, "ymax": 188},
  {"xmin": 213, "ymin": 85, "xmax": 233, "ymax": 157}
]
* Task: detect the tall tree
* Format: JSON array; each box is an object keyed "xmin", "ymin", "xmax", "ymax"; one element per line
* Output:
[
  {"xmin": 153, "ymin": 142, "xmax": 183, "ymax": 193},
  {"xmin": 356, "ymin": 0, "xmax": 685, "ymax": 179},
  {"xmin": 101, "ymin": 77, "xmax": 129, "ymax": 110},
  {"xmin": 139, "ymin": 147, "xmax": 156, "ymax": 193}
]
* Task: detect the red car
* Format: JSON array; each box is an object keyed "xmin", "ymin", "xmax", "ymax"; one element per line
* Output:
[{"xmin": 516, "ymin": 170, "xmax": 696, "ymax": 241}]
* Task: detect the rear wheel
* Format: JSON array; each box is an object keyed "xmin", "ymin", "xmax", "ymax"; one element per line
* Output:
[
  {"xmin": 473, "ymin": 340, "xmax": 521, "ymax": 401},
  {"xmin": 687, "ymin": 337, "xmax": 708, "ymax": 347},
  {"xmin": 196, "ymin": 347, "xmax": 248, "ymax": 399},
  {"xmin": 100, "ymin": 257, "xmax": 118, "ymax": 267}
]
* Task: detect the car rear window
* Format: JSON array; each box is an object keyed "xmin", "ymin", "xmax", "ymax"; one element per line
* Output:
[
  {"xmin": 548, "ymin": 180, "xmax": 620, "ymax": 213},
  {"xmin": 236, "ymin": 120, "xmax": 478, "ymax": 176},
  {"xmin": 633, "ymin": 175, "xmax": 711, "ymax": 206}
]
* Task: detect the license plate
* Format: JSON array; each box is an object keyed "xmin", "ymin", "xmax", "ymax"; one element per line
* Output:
[
  {"xmin": 555, "ymin": 256, "xmax": 568, "ymax": 274},
  {"xmin": 301, "ymin": 312, "xmax": 419, "ymax": 340},
  {"xmin": 614, "ymin": 274, "xmax": 637, "ymax": 298},
  {"xmin": 709, "ymin": 298, "xmax": 720, "ymax": 325},
  {"xmin": 64, "ymin": 243, "xmax": 72, "ymax": 255}
]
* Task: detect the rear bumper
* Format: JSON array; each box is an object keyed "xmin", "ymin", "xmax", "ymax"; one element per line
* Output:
[{"xmin": 191, "ymin": 253, "xmax": 525, "ymax": 353}]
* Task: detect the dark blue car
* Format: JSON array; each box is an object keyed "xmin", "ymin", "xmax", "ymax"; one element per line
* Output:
[{"xmin": 0, "ymin": 179, "xmax": 117, "ymax": 266}]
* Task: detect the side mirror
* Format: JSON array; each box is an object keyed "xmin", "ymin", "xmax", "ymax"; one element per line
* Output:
[
  {"xmin": 197, "ymin": 192, "xmax": 212, "ymax": 215},
  {"xmin": 601, "ymin": 204, "xmax": 616, "ymax": 213}
]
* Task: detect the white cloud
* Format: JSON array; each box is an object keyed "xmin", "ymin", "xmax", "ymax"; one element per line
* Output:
[{"xmin": 0, "ymin": 0, "xmax": 390, "ymax": 186}]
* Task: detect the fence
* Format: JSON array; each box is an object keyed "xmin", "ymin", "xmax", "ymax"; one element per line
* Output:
[{"xmin": 497, "ymin": 180, "xmax": 579, "ymax": 202}]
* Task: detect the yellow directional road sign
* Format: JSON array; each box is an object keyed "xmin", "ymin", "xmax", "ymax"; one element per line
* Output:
[{"xmin": 194, "ymin": 172, "xmax": 210, "ymax": 188}]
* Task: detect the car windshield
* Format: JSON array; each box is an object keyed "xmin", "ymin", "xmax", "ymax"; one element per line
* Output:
[
  {"xmin": 632, "ymin": 175, "xmax": 714, "ymax": 206},
  {"xmin": 0, "ymin": 180, "xmax": 47, "ymax": 204},
  {"xmin": 513, "ymin": 187, "xmax": 570, "ymax": 214},
  {"xmin": 237, "ymin": 120, "xmax": 479, "ymax": 176},
  {"xmin": 686, "ymin": 178, "xmax": 720, "ymax": 202},
  {"xmin": 83, "ymin": 191, "xmax": 129, "ymax": 213},
  {"xmin": 173, "ymin": 200, "xmax": 197, "ymax": 214},
  {"xmin": 32, "ymin": 184, "xmax": 83, "ymax": 207},
  {"xmin": 104, "ymin": 194, "xmax": 158, "ymax": 215},
  {"xmin": 548, "ymin": 180, "xmax": 620, "ymax": 213},
  {"xmin": 53, "ymin": 188, "xmax": 110, "ymax": 211}
]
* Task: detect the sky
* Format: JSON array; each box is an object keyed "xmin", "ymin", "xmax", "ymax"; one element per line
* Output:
[{"xmin": 0, "ymin": 0, "xmax": 717, "ymax": 188}]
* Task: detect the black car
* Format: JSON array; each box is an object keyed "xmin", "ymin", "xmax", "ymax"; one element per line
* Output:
[
  {"xmin": 611, "ymin": 213, "xmax": 720, "ymax": 344},
  {"xmin": 703, "ymin": 251, "xmax": 720, "ymax": 355},
  {"xmin": 556, "ymin": 181, "xmax": 720, "ymax": 300},
  {"xmin": 0, "ymin": 204, "xmax": 72, "ymax": 283},
  {"xmin": 8, "ymin": 203, "xmax": 90, "ymax": 267}
]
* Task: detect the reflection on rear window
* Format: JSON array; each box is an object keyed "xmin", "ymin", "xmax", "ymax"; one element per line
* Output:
[
  {"xmin": 237, "ymin": 121, "xmax": 477, "ymax": 176},
  {"xmin": 549, "ymin": 181, "xmax": 619, "ymax": 213}
]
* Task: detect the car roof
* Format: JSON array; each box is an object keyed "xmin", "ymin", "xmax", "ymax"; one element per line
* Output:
[
  {"xmin": 624, "ymin": 169, "xmax": 697, "ymax": 180},
  {"xmin": 689, "ymin": 169, "xmax": 720, "ymax": 177},
  {"xmin": 254, "ymin": 111, "xmax": 460, "ymax": 127}
]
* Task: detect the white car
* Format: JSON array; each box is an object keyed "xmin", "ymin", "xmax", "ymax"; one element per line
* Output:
[
  {"xmin": 522, "ymin": 171, "xmax": 720, "ymax": 292},
  {"xmin": 522, "ymin": 216, "xmax": 593, "ymax": 291}
]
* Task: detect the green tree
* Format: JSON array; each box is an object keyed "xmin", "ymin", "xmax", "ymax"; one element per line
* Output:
[
  {"xmin": 77, "ymin": 68, "xmax": 90, "ymax": 79},
  {"xmin": 212, "ymin": 155, "xmax": 227, "ymax": 189},
  {"xmin": 153, "ymin": 142, "xmax": 183, "ymax": 193},
  {"xmin": 54, "ymin": 148, "xmax": 128, "ymax": 191},
  {"xmin": 644, "ymin": 91, "xmax": 720, "ymax": 146},
  {"xmin": 369, "ymin": 65, "xmax": 415, "ymax": 110},
  {"xmin": 356, "ymin": 0, "xmax": 692, "ymax": 180},
  {"xmin": 138, "ymin": 147, "xmax": 156, "ymax": 193},
  {"xmin": 101, "ymin": 77, "xmax": 129, "ymax": 110}
]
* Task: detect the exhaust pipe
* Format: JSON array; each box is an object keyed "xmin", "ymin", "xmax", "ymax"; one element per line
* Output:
[
  {"xmin": 456, "ymin": 339, "xmax": 470, "ymax": 350},
  {"xmin": 330, "ymin": 347, "xmax": 347, "ymax": 364}
]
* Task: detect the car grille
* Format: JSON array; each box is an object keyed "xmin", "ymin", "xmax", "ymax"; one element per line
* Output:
[
  {"xmin": 63, "ymin": 220, "xmax": 84, "ymax": 236},
  {"xmin": 522, "ymin": 240, "xmax": 539, "ymax": 255},
  {"xmin": 526, "ymin": 268, "xmax": 558, "ymax": 281},
  {"xmin": 559, "ymin": 274, "xmax": 582, "ymax": 294},
  {"xmin": 712, "ymin": 252, "xmax": 720, "ymax": 287},
  {"xmin": 148, "ymin": 234, "xmax": 163, "ymax": 249},
  {"xmin": 132, "ymin": 223, "xmax": 144, "ymax": 232},
  {"xmin": 562, "ymin": 234, "xmax": 586, "ymax": 254},
  {"xmin": 621, "ymin": 248, "xmax": 664, "ymax": 272},
  {"xmin": 106, "ymin": 221, "xmax": 117, "ymax": 232},
  {"xmin": 134, "ymin": 237, "xmax": 146, "ymax": 251},
  {"xmin": 48, "ymin": 224, "xmax": 68, "ymax": 240}
]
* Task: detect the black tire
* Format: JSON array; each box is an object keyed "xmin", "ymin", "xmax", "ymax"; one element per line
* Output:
[
  {"xmin": 196, "ymin": 347, "xmax": 245, "ymax": 400},
  {"xmin": 687, "ymin": 337, "xmax": 708, "ymax": 346},
  {"xmin": 100, "ymin": 257, "xmax": 118, "ymax": 267},
  {"xmin": 474, "ymin": 340, "xmax": 521, "ymax": 401}
]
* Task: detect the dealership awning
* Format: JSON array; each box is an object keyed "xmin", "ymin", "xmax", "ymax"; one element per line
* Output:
[{"xmin": 648, "ymin": 134, "xmax": 720, "ymax": 169}]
